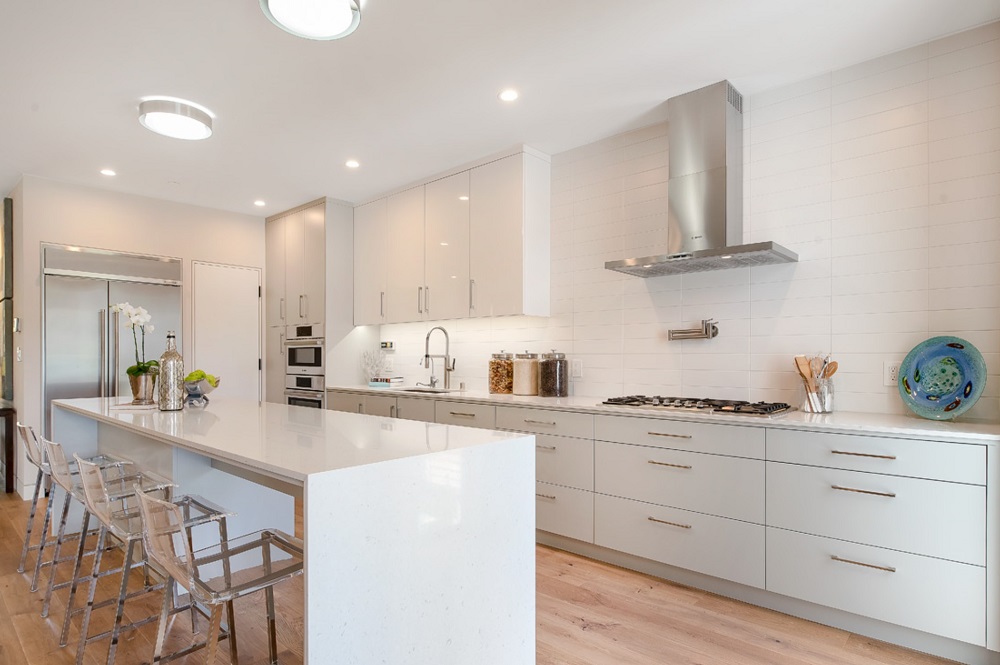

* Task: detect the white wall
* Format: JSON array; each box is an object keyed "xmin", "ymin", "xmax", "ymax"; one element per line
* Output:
[
  {"xmin": 378, "ymin": 20, "xmax": 999, "ymax": 421},
  {"xmin": 11, "ymin": 176, "xmax": 264, "ymax": 495}
]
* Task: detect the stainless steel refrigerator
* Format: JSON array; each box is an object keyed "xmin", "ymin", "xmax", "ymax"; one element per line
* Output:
[{"xmin": 42, "ymin": 246, "xmax": 182, "ymax": 435}]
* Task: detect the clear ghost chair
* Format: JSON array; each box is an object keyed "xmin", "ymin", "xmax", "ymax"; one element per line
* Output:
[
  {"xmin": 135, "ymin": 488, "xmax": 304, "ymax": 665},
  {"xmin": 73, "ymin": 454, "xmax": 231, "ymax": 665}
]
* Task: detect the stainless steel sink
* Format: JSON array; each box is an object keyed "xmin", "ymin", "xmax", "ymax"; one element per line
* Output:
[{"xmin": 398, "ymin": 387, "xmax": 455, "ymax": 394}]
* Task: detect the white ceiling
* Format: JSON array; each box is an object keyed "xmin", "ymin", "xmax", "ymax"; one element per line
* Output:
[{"xmin": 2, "ymin": 1, "xmax": 998, "ymax": 216}]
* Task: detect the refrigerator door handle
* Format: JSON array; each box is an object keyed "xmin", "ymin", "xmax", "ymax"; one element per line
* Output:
[
  {"xmin": 99, "ymin": 309, "xmax": 107, "ymax": 398},
  {"xmin": 113, "ymin": 309, "xmax": 120, "ymax": 398}
]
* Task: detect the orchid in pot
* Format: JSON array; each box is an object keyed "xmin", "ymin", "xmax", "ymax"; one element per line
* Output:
[{"xmin": 110, "ymin": 302, "xmax": 158, "ymax": 404}]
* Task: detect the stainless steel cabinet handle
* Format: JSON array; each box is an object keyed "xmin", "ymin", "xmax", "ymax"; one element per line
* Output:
[
  {"xmin": 380, "ymin": 291, "xmax": 385, "ymax": 318},
  {"xmin": 536, "ymin": 493, "xmax": 556, "ymax": 500},
  {"xmin": 831, "ymin": 485, "xmax": 896, "ymax": 498},
  {"xmin": 831, "ymin": 450, "xmax": 897, "ymax": 460},
  {"xmin": 112, "ymin": 310, "xmax": 120, "ymax": 398},
  {"xmin": 280, "ymin": 332, "xmax": 285, "ymax": 355},
  {"xmin": 469, "ymin": 279, "xmax": 475, "ymax": 310},
  {"xmin": 425, "ymin": 286, "xmax": 430, "ymax": 313},
  {"xmin": 647, "ymin": 431, "xmax": 692, "ymax": 439},
  {"xmin": 648, "ymin": 460, "xmax": 692, "ymax": 470},
  {"xmin": 418, "ymin": 287, "xmax": 423, "ymax": 314},
  {"xmin": 299, "ymin": 294, "xmax": 307, "ymax": 318},
  {"xmin": 449, "ymin": 411, "xmax": 476, "ymax": 418},
  {"xmin": 357, "ymin": 403, "xmax": 363, "ymax": 413},
  {"xmin": 390, "ymin": 405, "xmax": 396, "ymax": 418},
  {"xmin": 536, "ymin": 444, "xmax": 557, "ymax": 451},
  {"xmin": 524, "ymin": 419, "xmax": 557, "ymax": 426},
  {"xmin": 280, "ymin": 297, "xmax": 285, "ymax": 320},
  {"xmin": 831, "ymin": 555, "xmax": 895, "ymax": 573},
  {"xmin": 99, "ymin": 310, "xmax": 107, "ymax": 398},
  {"xmin": 647, "ymin": 516, "xmax": 691, "ymax": 529}
]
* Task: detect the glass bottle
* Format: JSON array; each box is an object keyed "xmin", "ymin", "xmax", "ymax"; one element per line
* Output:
[
  {"xmin": 513, "ymin": 351, "xmax": 539, "ymax": 396},
  {"xmin": 539, "ymin": 350, "xmax": 569, "ymax": 397},
  {"xmin": 157, "ymin": 331, "xmax": 185, "ymax": 411},
  {"xmin": 489, "ymin": 351, "xmax": 514, "ymax": 394}
]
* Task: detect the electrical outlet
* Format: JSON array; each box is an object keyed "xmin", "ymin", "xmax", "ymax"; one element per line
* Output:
[
  {"xmin": 883, "ymin": 361, "xmax": 901, "ymax": 387},
  {"xmin": 383, "ymin": 356, "xmax": 394, "ymax": 372},
  {"xmin": 570, "ymin": 359, "xmax": 583, "ymax": 379}
]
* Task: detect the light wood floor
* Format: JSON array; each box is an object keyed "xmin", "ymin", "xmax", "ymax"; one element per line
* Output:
[{"xmin": 1, "ymin": 491, "xmax": 956, "ymax": 664}]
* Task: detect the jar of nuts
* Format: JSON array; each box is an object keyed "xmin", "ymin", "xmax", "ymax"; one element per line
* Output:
[{"xmin": 488, "ymin": 351, "xmax": 514, "ymax": 394}]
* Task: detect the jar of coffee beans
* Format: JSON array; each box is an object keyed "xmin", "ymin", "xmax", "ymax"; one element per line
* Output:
[
  {"xmin": 538, "ymin": 350, "xmax": 568, "ymax": 397},
  {"xmin": 488, "ymin": 351, "xmax": 514, "ymax": 394}
]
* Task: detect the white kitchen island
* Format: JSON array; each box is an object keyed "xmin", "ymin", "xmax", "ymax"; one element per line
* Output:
[{"xmin": 50, "ymin": 397, "xmax": 536, "ymax": 665}]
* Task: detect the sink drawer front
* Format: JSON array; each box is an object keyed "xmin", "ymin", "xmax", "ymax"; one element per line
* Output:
[
  {"xmin": 595, "ymin": 415, "xmax": 764, "ymax": 459},
  {"xmin": 394, "ymin": 396, "xmax": 436, "ymax": 423},
  {"xmin": 536, "ymin": 482, "xmax": 593, "ymax": 543},
  {"xmin": 596, "ymin": 441, "xmax": 764, "ymax": 523},
  {"xmin": 536, "ymin": 434, "xmax": 594, "ymax": 491},
  {"xmin": 434, "ymin": 401, "xmax": 496, "ymax": 428},
  {"xmin": 766, "ymin": 462, "xmax": 985, "ymax": 565},
  {"xmin": 766, "ymin": 527, "xmax": 985, "ymax": 646},
  {"xmin": 595, "ymin": 494, "xmax": 764, "ymax": 588},
  {"xmin": 766, "ymin": 429, "xmax": 985, "ymax": 485},
  {"xmin": 497, "ymin": 406, "xmax": 594, "ymax": 439}
]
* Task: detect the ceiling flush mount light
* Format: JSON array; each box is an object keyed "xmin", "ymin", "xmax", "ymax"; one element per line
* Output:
[
  {"xmin": 498, "ymin": 88, "xmax": 519, "ymax": 102},
  {"xmin": 254, "ymin": 200, "xmax": 266, "ymax": 207},
  {"xmin": 100, "ymin": 169, "xmax": 116, "ymax": 176},
  {"xmin": 458, "ymin": 196, "xmax": 469, "ymax": 201},
  {"xmin": 345, "ymin": 159, "xmax": 360, "ymax": 169},
  {"xmin": 260, "ymin": 0, "xmax": 361, "ymax": 40},
  {"xmin": 138, "ymin": 98, "xmax": 214, "ymax": 140}
]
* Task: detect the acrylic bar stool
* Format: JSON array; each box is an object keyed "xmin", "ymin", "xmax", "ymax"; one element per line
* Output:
[
  {"xmin": 15, "ymin": 423, "xmax": 123, "ymax": 592},
  {"xmin": 136, "ymin": 488, "xmax": 304, "ymax": 665},
  {"xmin": 73, "ymin": 454, "xmax": 231, "ymax": 665}
]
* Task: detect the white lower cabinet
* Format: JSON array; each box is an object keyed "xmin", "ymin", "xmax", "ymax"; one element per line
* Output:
[
  {"xmin": 595, "ymin": 494, "xmax": 765, "ymax": 588},
  {"xmin": 434, "ymin": 401, "xmax": 496, "ymax": 428},
  {"xmin": 535, "ymin": 434, "xmax": 593, "ymax": 491},
  {"xmin": 328, "ymin": 391, "xmax": 365, "ymax": 414},
  {"xmin": 395, "ymin": 396, "xmax": 435, "ymax": 423},
  {"xmin": 765, "ymin": 527, "xmax": 986, "ymax": 646},
  {"xmin": 365, "ymin": 395, "xmax": 397, "ymax": 418},
  {"xmin": 536, "ymin": 482, "xmax": 594, "ymax": 543}
]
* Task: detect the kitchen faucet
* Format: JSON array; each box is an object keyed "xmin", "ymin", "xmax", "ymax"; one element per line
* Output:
[{"xmin": 418, "ymin": 326, "xmax": 455, "ymax": 389}]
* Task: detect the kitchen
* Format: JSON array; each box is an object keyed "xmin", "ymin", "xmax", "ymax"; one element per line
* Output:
[{"xmin": 2, "ymin": 1, "xmax": 1000, "ymax": 664}]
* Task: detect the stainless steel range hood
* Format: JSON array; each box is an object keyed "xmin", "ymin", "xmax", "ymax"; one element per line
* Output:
[{"xmin": 606, "ymin": 81, "xmax": 797, "ymax": 278}]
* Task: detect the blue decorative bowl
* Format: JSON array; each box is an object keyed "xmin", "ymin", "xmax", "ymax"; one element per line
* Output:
[{"xmin": 898, "ymin": 336, "xmax": 986, "ymax": 420}]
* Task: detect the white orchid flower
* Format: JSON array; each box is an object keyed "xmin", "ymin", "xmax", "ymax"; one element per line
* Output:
[{"xmin": 145, "ymin": 324, "xmax": 155, "ymax": 334}]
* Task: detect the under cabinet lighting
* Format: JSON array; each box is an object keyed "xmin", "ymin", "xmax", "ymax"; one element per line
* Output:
[{"xmin": 100, "ymin": 169, "xmax": 116, "ymax": 176}]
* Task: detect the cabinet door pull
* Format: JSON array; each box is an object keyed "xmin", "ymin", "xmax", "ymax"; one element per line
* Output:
[
  {"xmin": 449, "ymin": 411, "xmax": 476, "ymax": 418},
  {"xmin": 299, "ymin": 294, "xmax": 307, "ymax": 318},
  {"xmin": 647, "ymin": 431, "xmax": 692, "ymax": 439},
  {"xmin": 647, "ymin": 516, "xmax": 691, "ymax": 529},
  {"xmin": 524, "ymin": 419, "xmax": 557, "ymax": 426},
  {"xmin": 831, "ymin": 555, "xmax": 896, "ymax": 573},
  {"xmin": 279, "ymin": 297, "xmax": 285, "ymax": 321},
  {"xmin": 357, "ymin": 403, "xmax": 363, "ymax": 413},
  {"xmin": 380, "ymin": 291, "xmax": 385, "ymax": 318},
  {"xmin": 647, "ymin": 460, "xmax": 692, "ymax": 470},
  {"xmin": 425, "ymin": 286, "xmax": 430, "ymax": 313},
  {"xmin": 831, "ymin": 450, "xmax": 896, "ymax": 460},
  {"xmin": 831, "ymin": 485, "xmax": 896, "ymax": 498},
  {"xmin": 279, "ymin": 332, "xmax": 285, "ymax": 355},
  {"xmin": 390, "ymin": 405, "xmax": 396, "ymax": 418},
  {"xmin": 418, "ymin": 286, "xmax": 423, "ymax": 314},
  {"xmin": 536, "ymin": 493, "xmax": 556, "ymax": 500},
  {"xmin": 469, "ymin": 279, "xmax": 475, "ymax": 310},
  {"xmin": 536, "ymin": 444, "xmax": 557, "ymax": 451}
]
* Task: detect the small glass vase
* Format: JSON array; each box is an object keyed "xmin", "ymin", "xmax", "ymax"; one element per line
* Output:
[{"xmin": 128, "ymin": 373, "xmax": 157, "ymax": 405}]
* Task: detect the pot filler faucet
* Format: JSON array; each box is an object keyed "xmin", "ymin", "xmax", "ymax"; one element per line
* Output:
[{"xmin": 418, "ymin": 326, "xmax": 455, "ymax": 389}]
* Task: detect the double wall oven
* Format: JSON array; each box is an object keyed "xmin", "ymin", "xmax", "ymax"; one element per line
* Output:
[{"xmin": 284, "ymin": 323, "xmax": 325, "ymax": 409}]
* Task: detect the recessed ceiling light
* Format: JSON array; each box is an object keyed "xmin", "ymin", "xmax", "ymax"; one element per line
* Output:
[
  {"xmin": 345, "ymin": 159, "xmax": 360, "ymax": 169},
  {"xmin": 458, "ymin": 196, "xmax": 469, "ymax": 201},
  {"xmin": 138, "ymin": 97, "xmax": 214, "ymax": 140},
  {"xmin": 254, "ymin": 200, "xmax": 266, "ymax": 207},
  {"xmin": 498, "ymin": 88, "xmax": 519, "ymax": 102},
  {"xmin": 100, "ymin": 169, "xmax": 116, "ymax": 176},
  {"xmin": 440, "ymin": 242, "xmax": 449, "ymax": 246},
  {"xmin": 260, "ymin": 0, "xmax": 360, "ymax": 40}
]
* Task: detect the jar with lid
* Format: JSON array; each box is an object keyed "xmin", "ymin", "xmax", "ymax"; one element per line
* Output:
[
  {"xmin": 488, "ymin": 351, "xmax": 514, "ymax": 394},
  {"xmin": 538, "ymin": 350, "xmax": 569, "ymax": 397},
  {"xmin": 512, "ymin": 351, "xmax": 539, "ymax": 396}
]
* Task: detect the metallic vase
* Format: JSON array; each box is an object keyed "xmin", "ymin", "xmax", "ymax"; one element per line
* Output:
[
  {"xmin": 157, "ymin": 331, "xmax": 185, "ymax": 411},
  {"xmin": 128, "ymin": 373, "xmax": 156, "ymax": 405}
]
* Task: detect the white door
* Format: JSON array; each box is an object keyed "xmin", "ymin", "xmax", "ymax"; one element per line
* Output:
[
  {"xmin": 192, "ymin": 261, "xmax": 262, "ymax": 401},
  {"xmin": 424, "ymin": 171, "xmax": 470, "ymax": 320}
]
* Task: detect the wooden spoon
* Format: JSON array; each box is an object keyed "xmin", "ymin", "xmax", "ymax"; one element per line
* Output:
[
  {"xmin": 794, "ymin": 356, "xmax": 819, "ymax": 411},
  {"xmin": 822, "ymin": 361, "xmax": 839, "ymax": 378}
]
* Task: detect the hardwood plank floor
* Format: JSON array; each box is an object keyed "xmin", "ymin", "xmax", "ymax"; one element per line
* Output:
[{"xmin": 0, "ymin": 491, "xmax": 956, "ymax": 664}]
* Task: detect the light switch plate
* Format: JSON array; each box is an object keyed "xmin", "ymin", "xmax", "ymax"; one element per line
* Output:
[{"xmin": 570, "ymin": 359, "xmax": 583, "ymax": 378}]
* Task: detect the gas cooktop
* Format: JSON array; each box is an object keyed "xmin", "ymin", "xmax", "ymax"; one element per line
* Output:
[{"xmin": 601, "ymin": 396, "xmax": 793, "ymax": 417}]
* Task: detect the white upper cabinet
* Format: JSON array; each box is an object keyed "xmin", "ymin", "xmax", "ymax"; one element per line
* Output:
[
  {"xmin": 424, "ymin": 171, "xmax": 471, "ymax": 321},
  {"xmin": 267, "ymin": 201, "xmax": 326, "ymax": 328},
  {"xmin": 386, "ymin": 187, "xmax": 426, "ymax": 324},
  {"xmin": 353, "ymin": 199, "xmax": 388, "ymax": 326},
  {"xmin": 470, "ymin": 152, "xmax": 550, "ymax": 317}
]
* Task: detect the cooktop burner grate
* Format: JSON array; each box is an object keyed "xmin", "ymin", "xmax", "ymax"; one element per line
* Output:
[{"xmin": 601, "ymin": 396, "xmax": 793, "ymax": 416}]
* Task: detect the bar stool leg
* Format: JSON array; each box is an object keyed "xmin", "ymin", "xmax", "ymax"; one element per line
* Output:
[
  {"xmin": 41, "ymin": 488, "xmax": 73, "ymax": 617},
  {"xmin": 218, "ymin": 517, "xmax": 239, "ymax": 663},
  {"xmin": 30, "ymin": 480, "xmax": 55, "ymax": 591},
  {"xmin": 204, "ymin": 604, "xmax": 225, "ymax": 665},
  {"xmin": 76, "ymin": 525, "xmax": 108, "ymax": 665},
  {"xmin": 151, "ymin": 578, "xmax": 173, "ymax": 664},
  {"xmin": 105, "ymin": 538, "xmax": 138, "ymax": 665},
  {"xmin": 262, "ymin": 537, "xmax": 278, "ymax": 664},
  {"xmin": 61, "ymin": 510, "xmax": 92, "ymax": 647},
  {"xmin": 17, "ymin": 467, "xmax": 44, "ymax": 573}
]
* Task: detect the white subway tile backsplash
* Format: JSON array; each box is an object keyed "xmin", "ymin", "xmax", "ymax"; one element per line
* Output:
[
  {"xmin": 751, "ymin": 74, "xmax": 832, "ymax": 109},
  {"xmin": 832, "ymin": 102, "xmax": 928, "ymax": 143},
  {"xmin": 832, "ymin": 164, "xmax": 928, "ymax": 200},
  {"xmin": 929, "ymin": 239, "xmax": 1000, "ymax": 268},
  {"xmin": 930, "ymin": 61, "xmax": 1000, "ymax": 99},
  {"xmin": 831, "ymin": 226, "xmax": 928, "ymax": 258},
  {"xmin": 929, "ymin": 21, "xmax": 1000, "ymax": 57},
  {"xmin": 832, "ymin": 81, "xmax": 928, "ymax": 124},
  {"xmin": 750, "ymin": 88, "xmax": 832, "ymax": 128},
  {"xmin": 831, "ymin": 185, "xmax": 928, "ymax": 220},
  {"xmin": 751, "ymin": 295, "xmax": 832, "ymax": 319},
  {"xmin": 832, "ymin": 269, "xmax": 927, "ymax": 296},
  {"xmin": 832, "ymin": 248, "xmax": 928, "ymax": 276},
  {"xmin": 832, "ymin": 123, "xmax": 928, "ymax": 162},
  {"xmin": 832, "ymin": 60, "xmax": 928, "ymax": 105},
  {"xmin": 831, "ymin": 311, "xmax": 928, "ymax": 335},
  {"xmin": 930, "ymin": 172, "xmax": 1000, "ymax": 203},
  {"xmin": 833, "ymin": 290, "xmax": 929, "ymax": 315},
  {"xmin": 929, "ymin": 37, "xmax": 1000, "ymax": 77},
  {"xmin": 928, "ymin": 81, "xmax": 1000, "ymax": 118},
  {"xmin": 833, "ymin": 207, "xmax": 929, "ymax": 239},
  {"xmin": 928, "ymin": 105, "xmax": 1000, "ymax": 141},
  {"xmin": 833, "ymin": 45, "xmax": 928, "ymax": 86},
  {"xmin": 930, "ymin": 150, "xmax": 1000, "ymax": 183},
  {"xmin": 750, "ymin": 108, "xmax": 832, "ymax": 145}
]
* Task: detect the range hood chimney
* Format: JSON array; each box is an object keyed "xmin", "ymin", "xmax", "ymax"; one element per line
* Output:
[{"xmin": 605, "ymin": 81, "xmax": 797, "ymax": 278}]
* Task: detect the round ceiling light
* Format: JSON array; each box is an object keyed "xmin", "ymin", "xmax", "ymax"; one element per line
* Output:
[
  {"xmin": 260, "ymin": 0, "xmax": 361, "ymax": 40},
  {"xmin": 498, "ymin": 88, "xmax": 519, "ymax": 102},
  {"xmin": 100, "ymin": 169, "xmax": 116, "ymax": 176},
  {"xmin": 345, "ymin": 159, "xmax": 360, "ymax": 168},
  {"xmin": 138, "ymin": 98, "xmax": 214, "ymax": 140}
]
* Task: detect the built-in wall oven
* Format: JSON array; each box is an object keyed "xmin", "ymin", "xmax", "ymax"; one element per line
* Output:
[
  {"xmin": 285, "ymin": 388, "xmax": 326, "ymax": 409},
  {"xmin": 285, "ymin": 338, "xmax": 324, "ymax": 376},
  {"xmin": 284, "ymin": 324, "xmax": 325, "ymax": 408}
]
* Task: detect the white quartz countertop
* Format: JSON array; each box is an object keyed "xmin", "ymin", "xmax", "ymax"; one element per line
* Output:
[
  {"xmin": 327, "ymin": 385, "xmax": 1000, "ymax": 444},
  {"xmin": 53, "ymin": 397, "xmax": 526, "ymax": 484}
]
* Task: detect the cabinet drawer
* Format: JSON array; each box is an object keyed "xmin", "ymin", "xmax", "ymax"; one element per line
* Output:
[
  {"xmin": 596, "ymin": 442, "xmax": 763, "ymax": 523},
  {"xmin": 595, "ymin": 494, "xmax": 764, "ymax": 588},
  {"xmin": 434, "ymin": 401, "xmax": 496, "ymax": 429},
  {"xmin": 394, "ymin": 396, "xmax": 435, "ymax": 423},
  {"xmin": 766, "ymin": 527, "xmax": 985, "ymax": 646},
  {"xmin": 328, "ymin": 392, "xmax": 365, "ymax": 413},
  {"xmin": 766, "ymin": 429, "xmax": 985, "ymax": 485},
  {"xmin": 595, "ymin": 415, "xmax": 763, "ymax": 459},
  {"xmin": 536, "ymin": 434, "xmax": 594, "ymax": 491},
  {"xmin": 766, "ymin": 462, "xmax": 985, "ymax": 565},
  {"xmin": 365, "ymin": 395, "xmax": 396, "ymax": 417},
  {"xmin": 497, "ymin": 406, "xmax": 594, "ymax": 439},
  {"xmin": 536, "ymin": 482, "xmax": 593, "ymax": 543}
]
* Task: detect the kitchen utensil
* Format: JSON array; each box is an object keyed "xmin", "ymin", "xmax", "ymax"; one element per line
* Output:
[
  {"xmin": 822, "ymin": 361, "xmax": 838, "ymax": 378},
  {"xmin": 794, "ymin": 355, "xmax": 820, "ymax": 412},
  {"xmin": 898, "ymin": 336, "xmax": 986, "ymax": 420}
]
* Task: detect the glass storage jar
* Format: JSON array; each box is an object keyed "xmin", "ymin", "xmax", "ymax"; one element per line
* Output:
[
  {"xmin": 488, "ymin": 351, "xmax": 514, "ymax": 394},
  {"xmin": 538, "ymin": 350, "xmax": 568, "ymax": 397},
  {"xmin": 512, "ymin": 351, "xmax": 539, "ymax": 396}
]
